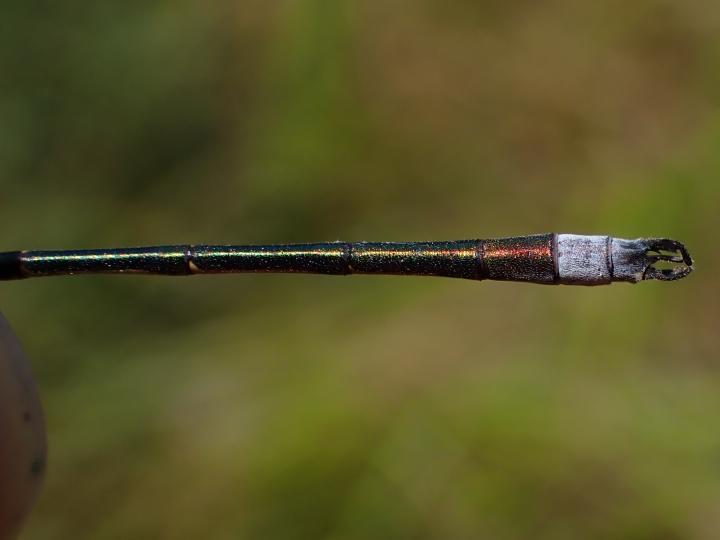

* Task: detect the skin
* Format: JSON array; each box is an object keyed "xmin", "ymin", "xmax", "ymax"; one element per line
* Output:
[{"xmin": 0, "ymin": 313, "xmax": 46, "ymax": 540}]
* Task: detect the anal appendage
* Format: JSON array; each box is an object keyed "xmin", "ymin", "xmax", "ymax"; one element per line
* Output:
[{"xmin": 557, "ymin": 235, "xmax": 694, "ymax": 285}]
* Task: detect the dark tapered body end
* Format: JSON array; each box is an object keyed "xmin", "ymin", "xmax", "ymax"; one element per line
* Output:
[{"xmin": 0, "ymin": 252, "xmax": 25, "ymax": 281}]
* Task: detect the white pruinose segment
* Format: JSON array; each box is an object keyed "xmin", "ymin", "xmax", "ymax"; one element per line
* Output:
[{"xmin": 557, "ymin": 234, "xmax": 612, "ymax": 285}]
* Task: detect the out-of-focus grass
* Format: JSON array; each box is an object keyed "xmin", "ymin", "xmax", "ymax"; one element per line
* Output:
[{"xmin": 1, "ymin": 0, "xmax": 719, "ymax": 538}]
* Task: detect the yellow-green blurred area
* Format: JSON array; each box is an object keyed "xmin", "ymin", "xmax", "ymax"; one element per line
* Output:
[{"xmin": 1, "ymin": 0, "xmax": 719, "ymax": 538}]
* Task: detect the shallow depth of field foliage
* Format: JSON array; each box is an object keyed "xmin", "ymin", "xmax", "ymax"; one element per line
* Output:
[{"xmin": 2, "ymin": 1, "xmax": 720, "ymax": 538}]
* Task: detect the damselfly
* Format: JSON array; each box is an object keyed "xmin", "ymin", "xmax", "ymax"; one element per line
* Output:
[
  {"xmin": 0, "ymin": 231, "xmax": 695, "ymax": 540},
  {"xmin": 0, "ymin": 234, "xmax": 693, "ymax": 285}
]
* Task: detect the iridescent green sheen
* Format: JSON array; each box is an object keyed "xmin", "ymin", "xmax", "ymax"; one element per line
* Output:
[
  {"xmin": 0, "ymin": 234, "xmax": 692, "ymax": 285},
  {"xmin": 0, "ymin": 238, "xmax": 551, "ymax": 283}
]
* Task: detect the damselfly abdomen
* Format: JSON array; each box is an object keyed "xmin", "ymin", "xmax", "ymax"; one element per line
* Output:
[{"xmin": 0, "ymin": 234, "xmax": 693, "ymax": 285}]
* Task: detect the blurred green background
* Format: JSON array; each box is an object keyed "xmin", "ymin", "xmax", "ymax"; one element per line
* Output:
[{"xmin": 1, "ymin": 1, "xmax": 719, "ymax": 538}]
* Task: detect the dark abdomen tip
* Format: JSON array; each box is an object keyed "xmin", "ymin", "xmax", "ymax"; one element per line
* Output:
[{"xmin": 0, "ymin": 252, "xmax": 26, "ymax": 281}]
